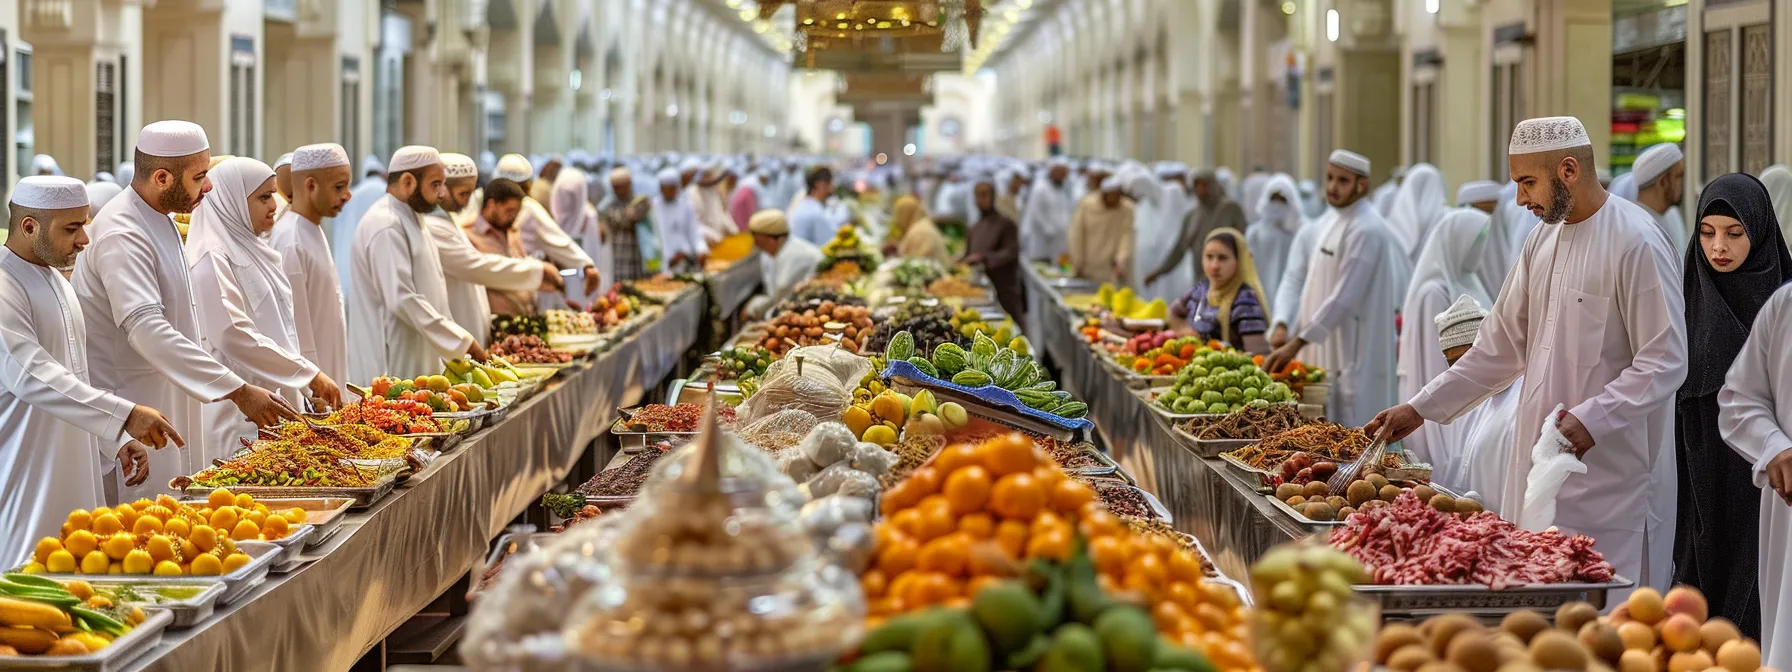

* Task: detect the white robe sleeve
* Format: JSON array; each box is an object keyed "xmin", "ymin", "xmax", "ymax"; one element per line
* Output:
[
  {"xmin": 1297, "ymin": 225, "xmax": 1388, "ymax": 345},
  {"xmin": 426, "ymin": 218, "xmax": 543, "ymax": 292},
  {"xmin": 1566, "ymin": 237, "xmax": 1687, "ymax": 445},
  {"xmin": 521, "ymin": 200, "xmax": 595, "ymax": 270},
  {"xmin": 0, "ymin": 289, "xmax": 134, "ymax": 447},
  {"xmin": 281, "ymin": 244, "xmax": 319, "ymax": 371},
  {"xmin": 91, "ymin": 231, "xmax": 246, "ymax": 402},
  {"xmin": 1410, "ymin": 240, "xmax": 1532, "ymax": 423},
  {"xmin": 1719, "ymin": 294, "xmax": 1792, "ymax": 487},
  {"xmin": 1272, "ymin": 226, "xmax": 1312, "ymax": 331},
  {"xmin": 190, "ymin": 255, "xmax": 319, "ymax": 391},
  {"xmin": 365, "ymin": 227, "xmax": 475, "ymax": 358}
]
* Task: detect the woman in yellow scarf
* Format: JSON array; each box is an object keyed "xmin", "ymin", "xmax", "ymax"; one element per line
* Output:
[
  {"xmin": 1169, "ymin": 227, "xmax": 1271, "ymax": 353},
  {"xmin": 886, "ymin": 194, "xmax": 951, "ymax": 263}
]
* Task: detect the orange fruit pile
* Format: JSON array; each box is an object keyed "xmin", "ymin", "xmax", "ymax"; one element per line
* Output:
[
  {"xmin": 23, "ymin": 489, "xmax": 296, "ymax": 577},
  {"xmin": 864, "ymin": 432, "xmax": 1257, "ymax": 670}
]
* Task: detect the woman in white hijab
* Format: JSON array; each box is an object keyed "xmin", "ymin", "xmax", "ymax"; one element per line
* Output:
[
  {"xmin": 1123, "ymin": 167, "xmax": 1188, "ymax": 302},
  {"xmin": 1395, "ymin": 208, "xmax": 1492, "ymax": 467},
  {"xmin": 1762, "ymin": 165, "xmax": 1792, "ymax": 244},
  {"xmin": 187, "ymin": 157, "xmax": 339, "ymax": 463},
  {"xmin": 551, "ymin": 168, "xmax": 608, "ymax": 306},
  {"xmin": 1385, "ymin": 163, "xmax": 1448, "ymax": 260},
  {"xmin": 1247, "ymin": 174, "xmax": 1308, "ymax": 304}
]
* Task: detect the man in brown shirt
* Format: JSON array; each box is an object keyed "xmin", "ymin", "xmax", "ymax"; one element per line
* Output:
[{"xmin": 460, "ymin": 179, "xmax": 538, "ymax": 316}]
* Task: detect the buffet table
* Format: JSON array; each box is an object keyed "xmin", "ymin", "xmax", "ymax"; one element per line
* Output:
[
  {"xmin": 705, "ymin": 250, "xmax": 763, "ymax": 321},
  {"xmin": 1021, "ymin": 264, "xmax": 1305, "ymax": 582},
  {"xmin": 123, "ymin": 280, "xmax": 715, "ymax": 670}
]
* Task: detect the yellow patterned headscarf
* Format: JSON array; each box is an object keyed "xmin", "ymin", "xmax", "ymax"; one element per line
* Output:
[{"xmin": 1203, "ymin": 227, "xmax": 1265, "ymax": 343}]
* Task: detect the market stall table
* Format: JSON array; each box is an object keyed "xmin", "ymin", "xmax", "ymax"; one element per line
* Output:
[
  {"xmin": 119, "ymin": 290, "xmax": 707, "ymax": 670},
  {"xmin": 705, "ymin": 250, "xmax": 763, "ymax": 320}
]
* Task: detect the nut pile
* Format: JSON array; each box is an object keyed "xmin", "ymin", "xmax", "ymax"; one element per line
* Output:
[
  {"xmin": 488, "ymin": 334, "xmax": 574, "ymax": 364},
  {"xmin": 758, "ymin": 302, "xmax": 875, "ymax": 355}
]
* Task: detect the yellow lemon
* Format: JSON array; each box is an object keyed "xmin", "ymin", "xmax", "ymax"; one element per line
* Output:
[
  {"xmin": 230, "ymin": 520, "xmax": 260, "ymax": 541},
  {"xmin": 79, "ymin": 550, "xmax": 109, "ymax": 574},
  {"xmin": 143, "ymin": 505, "xmax": 173, "ymax": 522},
  {"xmin": 146, "ymin": 536, "xmax": 176, "ymax": 563},
  {"xmin": 189, "ymin": 554, "xmax": 222, "ymax": 576},
  {"xmin": 62, "ymin": 580, "xmax": 93, "ymax": 600},
  {"xmin": 63, "ymin": 531, "xmax": 96, "ymax": 559},
  {"xmin": 19, "ymin": 562, "xmax": 44, "ymax": 574},
  {"xmin": 179, "ymin": 538, "xmax": 199, "ymax": 561},
  {"xmin": 90, "ymin": 506, "xmax": 112, "ymax": 520},
  {"xmin": 284, "ymin": 508, "xmax": 307, "ymax": 524},
  {"xmin": 101, "ymin": 533, "xmax": 135, "ymax": 560},
  {"xmin": 221, "ymin": 553, "xmax": 252, "ymax": 574},
  {"xmin": 263, "ymin": 515, "xmax": 289, "ymax": 539},
  {"xmin": 131, "ymin": 515, "xmax": 163, "ymax": 536},
  {"xmin": 207, "ymin": 488, "xmax": 235, "ymax": 509},
  {"xmin": 121, "ymin": 549, "xmax": 153, "ymax": 574},
  {"xmin": 66, "ymin": 509, "xmax": 92, "ymax": 531},
  {"xmin": 219, "ymin": 538, "xmax": 237, "ymax": 557},
  {"xmin": 208, "ymin": 507, "xmax": 238, "ymax": 532},
  {"xmin": 45, "ymin": 549, "xmax": 76, "ymax": 573},
  {"xmin": 245, "ymin": 511, "xmax": 266, "ymax": 529},
  {"xmin": 105, "ymin": 563, "xmax": 122, "ymax": 575},
  {"xmin": 33, "ymin": 537, "xmax": 64, "ymax": 565},
  {"xmin": 155, "ymin": 494, "xmax": 180, "ymax": 510},
  {"xmin": 189, "ymin": 524, "xmax": 218, "ymax": 552},
  {"xmin": 113, "ymin": 505, "xmax": 137, "ymax": 531},
  {"xmin": 59, "ymin": 522, "xmax": 73, "ymax": 538},
  {"xmin": 91, "ymin": 513, "xmax": 123, "ymax": 536},
  {"xmin": 130, "ymin": 498, "xmax": 153, "ymax": 512},
  {"xmin": 152, "ymin": 561, "xmax": 182, "ymax": 576},
  {"xmin": 252, "ymin": 504, "xmax": 270, "ymax": 517},
  {"xmin": 163, "ymin": 518, "xmax": 190, "ymax": 539},
  {"xmin": 233, "ymin": 494, "xmax": 255, "ymax": 509}
]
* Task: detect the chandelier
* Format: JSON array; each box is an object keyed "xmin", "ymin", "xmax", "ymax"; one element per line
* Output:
[{"xmin": 757, "ymin": 0, "xmax": 985, "ymax": 52}]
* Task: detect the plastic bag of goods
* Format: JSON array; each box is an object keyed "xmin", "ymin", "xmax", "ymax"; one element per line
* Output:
[
  {"xmin": 462, "ymin": 516, "xmax": 627, "ymax": 671},
  {"xmin": 1520, "ymin": 404, "xmax": 1588, "ymax": 532},
  {"xmin": 733, "ymin": 349, "xmax": 859, "ymax": 425},
  {"xmin": 738, "ymin": 409, "xmax": 821, "ymax": 454}
]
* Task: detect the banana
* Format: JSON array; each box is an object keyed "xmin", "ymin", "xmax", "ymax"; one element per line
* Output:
[{"xmin": 0, "ymin": 595, "xmax": 71, "ymax": 630}]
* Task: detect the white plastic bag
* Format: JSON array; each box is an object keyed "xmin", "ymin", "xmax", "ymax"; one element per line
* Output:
[{"xmin": 1519, "ymin": 404, "xmax": 1588, "ymax": 531}]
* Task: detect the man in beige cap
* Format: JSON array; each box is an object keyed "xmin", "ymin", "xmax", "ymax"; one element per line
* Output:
[
  {"xmin": 741, "ymin": 209, "xmax": 820, "ymax": 319},
  {"xmin": 0, "ymin": 176, "xmax": 185, "ymax": 565},
  {"xmin": 72, "ymin": 121, "xmax": 295, "ymax": 499}
]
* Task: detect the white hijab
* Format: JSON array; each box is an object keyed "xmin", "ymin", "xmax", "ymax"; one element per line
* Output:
[
  {"xmin": 1403, "ymin": 208, "xmax": 1492, "ymax": 312},
  {"xmin": 550, "ymin": 167, "xmax": 591, "ymax": 233},
  {"xmin": 1386, "ymin": 163, "xmax": 1448, "ymax": 259},
  {"xmin": 186, "ymin": 157, "xmax": 296, "ymax": 340},
  {"xmin": 1760, "ymin": 165, "xmax": 1792, "ymax": 243}
]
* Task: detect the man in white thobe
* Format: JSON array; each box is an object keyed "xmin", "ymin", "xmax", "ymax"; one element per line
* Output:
[
  {"xmin": 347, "ymin": 146, "xmax": 487, "ymax": 382},
  {"xmin": 1625, "ymin": 142, "xmax": 1688, "ymax": 259},
  {"xmin": 1418, "ymin": 296, "xmax": 1524, "ymax": 514},
  {"xmin": 0, "ymin": 177, "xmax": 183, "ymax": 565},
  {"xmin": 741, "ymin": 210, "xmax": 822, "ymax": 319},
  {"xmin": 330, "ymin": 156, "xmax": 387, "ymax": 292},
  {"xmin": 1368, "ymin": 116, "xmax": 1686, "ymax": 598},
  {"xmin": 651, "ymin": 168, "xmax": 710, "ymax": 274},
  {"xmin": 73, "ymin": 121, "xmax": 295, "ymax": 499},
  {"xmin": 1269, "ymin": 210, "xmax": 1325, "ymax": 349},
  {"xmin": 1264, "ymin": 150, "xmax": 1404, "ymax": 427},
  {"xmin": 271, "ymin": 144, "xmax": 354, "ymax": 387},
  {"xmin": 495, "ymin": 154, "xmax": 601, "ymax": 302},
  {"xmin": 692, "ymin": 163, "xmax": 735, "ymax": 244},
  {"xmin": 436, "ymin": 171, "xmax": 559, "ymax": 344},
  {"xmin": 1717, "ymin": 284, "xmax": 1792, "ymax": 667}
]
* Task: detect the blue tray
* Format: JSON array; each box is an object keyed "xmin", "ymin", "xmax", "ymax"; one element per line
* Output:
[{"xmin": 881, "ymin": 360, "xmax": 1095, "ymax": 432}]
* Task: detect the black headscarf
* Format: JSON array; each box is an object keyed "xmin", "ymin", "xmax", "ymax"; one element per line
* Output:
[{"xmin": 1681, "ymin": 172, "xmax": 1792, "ymax": 398}]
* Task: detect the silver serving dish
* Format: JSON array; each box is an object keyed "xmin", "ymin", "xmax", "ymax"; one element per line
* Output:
[
  {"xmin": 83, "ymin": 581, "xmax": 225, "ymax": 629},
  {"xmin": 263, "ymin": 524, "xmax": 315, "ymax": 573},
  {"xmin": 1353, "ymin": 576, "xmax": 1635, "ymax": 616},
  {"xmin": 178, "ymin": 496, "xmax": 353, "ymax": 548},
  {"xmin": 19, "ymin": 542, "xmax": 280, "ymax": 608},
  {"xmin": 0, "ymin": 608, "xmax": 173, "ymax": 671},
  {"xmin": 1091, "ymin": 482, "xmax": 1172, "ymax": 523},
  {"xmin": 176, "ymin": 476, "xmax": 397, "ymax": 511}
]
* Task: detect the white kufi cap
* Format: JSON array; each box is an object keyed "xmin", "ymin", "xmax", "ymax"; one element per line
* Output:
[
  {"xmin": 12, "ymin": 176, "xmax": 90, "ymax": 210},
  {"xmin": 1099, "ymin": 175, "xmax": 1123, "ymax": 192},
  {"xmin": 441, "ymin": 153, "xmax": 478, "ymax": 180},
  {"xmin": 657, "ymin": 168, "xmax": 681, "ymax": 185},
  {"xmin": 1630, "ymin": 143, "xmax": 1684, "ymax": 186},
  {"xmin": 387, "ymin": 146, "xmax": 442, "ymax": 173},
  {"xmin": 273, "ymin": 153, "xmax": 294, "ymax": 170},
  {"xmin": 608, "ymin": 166, "xmax": 632, "ymax": 182},
  {"xmin": 495, "ymin": 154, "xmax": 533, "ymax": 181},
  {"xmin": 137, "ymin": 120, "xmax": 210, "ymax": 158},
  {"xmin": 1434, "ymin": 294, "xmax": 1489, "ymax": 351},
  {"xmin": 1328, "ymin": 150, "xmax": 1371, "ymax": 177},
  {"xmin": 292, "ymin": 143, "xmax": 351, "ymax": 172},
  {"xmin": 1508, "ymin": 116, "xmax": 1591, "ymax": 155},
  {"xmin": 1456, "ymin": 180, "xmax": 1502, "ymax": 205}
]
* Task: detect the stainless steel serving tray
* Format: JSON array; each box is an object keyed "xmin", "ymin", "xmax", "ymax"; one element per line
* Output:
[
  {"xmin": 177, "ymin": 477, "xmax": 396, "ymax": 511},
  {"xmin": 1353, "ymin": 576, "xmax": 1634, "ymax": 616},
  {"xmin": 19, "ymin": 542, "xmax": 280, "ymax": 608},
  {"xmin": 85, "ymin": 581, "xmax": 225, "ymax": 629},
  {"xmin": 0, "ymin": 608, "xmax": 174, "ymax": 671}
]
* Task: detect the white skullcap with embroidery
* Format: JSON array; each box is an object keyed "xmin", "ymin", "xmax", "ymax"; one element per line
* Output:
[
  {"xmin": 1328, "ymin": 150, "xmax": 1371, "ymax": 177},
  {"xmin": 608, "ymin": 166, "xmax": 632, "ymax": 183},
  {"xmin": 441, "ymin": 153, "xmax": 478, "ymax": 180},
  {"xmin": 1434, "ymin": 294, "xmax": 1489, "ymax": 351},
  {"xmin": 1456, "ymin": 180, "xmax": 1502, "ymax": 205},
  {"xmin": 292, "ymin": 143, "xmax": 350, "ymax": 172},
  {"xmin": 495, "ymin": 154, "xmax": 533, "ymax": 182},
  {"xmin": 137, "ymin": 120, "xmax": 210, "ymax": 158},
  {"xmin": 1630, "ymin": 143, "xmax": 1684, "ymax": 186},
  {"xmin": 273, "ymin": 153, "xmax": 294, "ymax": 170},
  {"xmin": 1099, "ymin": 175, "xmax": 1123, "ymax": 192},
  {"xmin": 657, "ymin": 168, "xmax": 681, "ymax": 185},
  {"xmin": 387, "ymin": 146, "xmax": 442, "ymax": 173},
  {"xmin": 12, "ymin": 176, "xmax": 90, "ymax": 210},
  {"xmin": 1508, "ymin": 116, "xmax": 1591, "ymax": 155}
]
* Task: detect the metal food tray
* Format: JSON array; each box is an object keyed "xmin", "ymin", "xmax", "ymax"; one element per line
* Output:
[
  {"xmin": 264, "ymin": 524, "xmax": 316, "ymax": 572},
  {"xmin": 1204, "ymin": 576, "xmax": 1255, "ymax": 608},
  {"xmin": 18, "ymin": 542, "xmax": 280, "ymax": 608},
  {"xmin": 85, "ymin": 581, "xmax": 225, "ymax": 628},
  {"xmin": 1092, "ymin": 482, "xmax": 1172, "ymax": 523},
  {"xmin": 178, "ymin": 476, "xmax": 397, "ymax": 511},
  {"xmin": 0, "ymin": 608, "xmax": 173, "ymax": 671},
  {"xmin": 1353, "ymin": 576, "xmax": 1634, "ymax": 615},
  {"xmin": 1267, "ymin": 481, "xmax": 1467, "ymax": 529},
  {"xmin": 1056, "ymin": 445, "xmax": 1120, "ymax": 476}
]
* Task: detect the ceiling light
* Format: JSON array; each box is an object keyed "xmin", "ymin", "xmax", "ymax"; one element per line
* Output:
[
  {"xmin": 666, "ymin": 104, "xmax": 679, "ymax": 117},
  {"xmin": 836, "ymin": 12, "xmax": 846, "ymax": 19},
  {"xmin": 903, "ymin": 144, "xmax": 916, "ymax": 156},
  {"xmin": 1281, "ymin": 1, "xmax": 1296, "ymax": 14},
  {"xmin": 875, "ymin": 153, "xmax": 888, "ymax": 165},
  {"xmin": 1425, "ymin": 0, "xmax": 1439, "ymax": 14},
  {"xmin": 1005, "ymin": 9, "xmax": 1019, "ymax": 21},
  {"xmin": 726, "ymin": 0, "xmax": 740, "ymax": 6},
  {"xmin": 1016, "ymin": 0, "xmax": 1031, "ymax": 7},
  {"xmin": 878, "ymin": 21, "xmax": 891, "ymax": 28},
  {"xmin": 738, "ymin": 8, "xmax": 755, "ymax": 20},
  {"xmin": 1326, "ymin": 9, "xmax": 1340, "ymax": 41}
]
